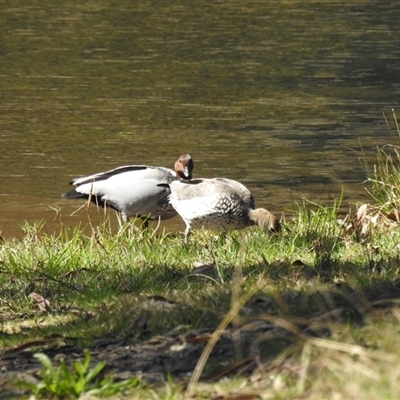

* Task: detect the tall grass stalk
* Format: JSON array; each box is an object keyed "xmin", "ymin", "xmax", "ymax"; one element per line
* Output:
[{"xmin": 363, "ymin": 110, "xmax": 400, "ymax": 212}]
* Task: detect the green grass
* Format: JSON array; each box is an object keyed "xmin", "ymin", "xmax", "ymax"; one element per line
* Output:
[
  {"xmin": 18, "ymin": 350, "xmax": 140, "ymax": 399},
  {"xmin": 1, "ymin": 202, "xmax": 400, "ymax": 399},
  {"xmin": 362, "ymin": 110, "xmax": 400, "ymax": 213},
  {"xmin": 2, "ymin": 113, "xmax": 400, "ymax": 399}
]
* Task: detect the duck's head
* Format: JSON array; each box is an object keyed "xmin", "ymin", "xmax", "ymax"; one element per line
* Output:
[
  {"xmin": 249, "ymin": 208, "xmax": 281, "ymax": 232},
  {"xmin": 174, "ymin": 153, "xmax": 194, "ymax": 180}
]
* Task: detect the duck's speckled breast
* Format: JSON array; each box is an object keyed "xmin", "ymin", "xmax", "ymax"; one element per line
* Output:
[{"xmin": 169, "ymin": 184, "xmax": 251, "ymax": 230}]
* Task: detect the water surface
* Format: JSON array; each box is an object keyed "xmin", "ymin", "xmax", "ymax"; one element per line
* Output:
[{"xmin": 1, "ymin": 1, "xmax": 400, "ymax": 237}]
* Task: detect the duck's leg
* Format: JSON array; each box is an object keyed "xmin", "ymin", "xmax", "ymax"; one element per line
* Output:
[
  {"xmin": 140, "ymin": 215, "xmax": 151, "ymax": 230},
  {"xmin": 184, "ymin": 224, "xmax": 191, "ymax": 244}
]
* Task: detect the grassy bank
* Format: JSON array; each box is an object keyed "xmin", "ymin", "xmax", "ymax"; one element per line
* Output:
[
  {"xmin": 2, "ymin": 115, "xmax": 400, "ymax": 398},
  {"xmin": 1, "ymin": 199, "xmax": 400, "ymax": 399}
]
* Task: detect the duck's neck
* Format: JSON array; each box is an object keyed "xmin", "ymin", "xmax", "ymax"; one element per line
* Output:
[{"xmin": 176, "ymin": 170, "xmax": 192, "ymax": 180}]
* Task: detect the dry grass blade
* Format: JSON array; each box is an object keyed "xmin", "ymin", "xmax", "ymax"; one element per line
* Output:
[
  {"xmin": 186, "ymin": 279, "xmax": 268, "ymax": 396},
  {"xmin": 393, "ymin": 109, "xmax": 400, "ymax": 137},
  {"xmin": 86, "ymin": 186, "xmax": 108, "ymax": 253},
  {"xmin": 392, "ymin": 307, "xmax": 400, "ymax": 323},
  {"xmin": 297, "ymin": 336, "xmax": 397, "ymax": 392},
  {"xmin": 308, "ymin": 337, "xmax": 397, "ymax": 362}
]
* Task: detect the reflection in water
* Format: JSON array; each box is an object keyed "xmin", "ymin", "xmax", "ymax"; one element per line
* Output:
[{"xmin": 1, "ymin": 1, "xmax": 399, "ymax": 237}]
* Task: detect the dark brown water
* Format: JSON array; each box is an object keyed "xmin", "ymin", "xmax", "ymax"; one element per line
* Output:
[{"xmin": 1, "ymin": 1, "xmax": 400, "ymax": 237}]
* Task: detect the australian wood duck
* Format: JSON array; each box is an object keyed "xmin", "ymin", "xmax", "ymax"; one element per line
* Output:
[
  {"xmin": 164, "ymin": 177, "xmax": 280, "ymax": 239},
  {"xmin": 62, "ymin": 154, "xmax": 193, "ymax": 223}
]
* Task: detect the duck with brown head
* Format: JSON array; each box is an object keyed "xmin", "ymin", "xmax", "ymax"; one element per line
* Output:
[{"xmin": 62, "ymin": 154, "xmax": 194, "ymax": 223}]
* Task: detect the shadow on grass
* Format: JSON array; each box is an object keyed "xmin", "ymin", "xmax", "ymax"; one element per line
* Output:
[{"xmin": 2, "ymin": 253, "xmax": 400, "ymax": 396}]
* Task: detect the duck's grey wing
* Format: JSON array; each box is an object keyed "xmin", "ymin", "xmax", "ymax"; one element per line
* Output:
[{"xmin": 69, "ymin": 165, "xmax": 153, "ymax": 186}]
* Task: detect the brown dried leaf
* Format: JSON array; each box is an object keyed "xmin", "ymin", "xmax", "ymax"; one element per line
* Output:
[
  {"xmin": 189, "ymin": 263, "xmax": 215, "ymax": 275},
  {"xmin": 28, "ymin": 292, "xmax": 51, "ymax": 312},
  {"xmin": 185, "ymin": 334, "xmax": 212, "ymax": 344},
  {"xmin": 222, "ymin": 395, "xmax": 260, "ymax": 400},
  {"xmin": 147, "ymin": 295, "xmax": 175, "ymax": 304},
  {"xmin": 63, "ymin": 268, "xmax": 88, "ymax": 280},
  {"xmin": 385, "ymin": 209, "xmax": 400, "ymax": 222},
  {"xmin": 357, "ymin": 203, "xmax": 369, "ymax": 225}
]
